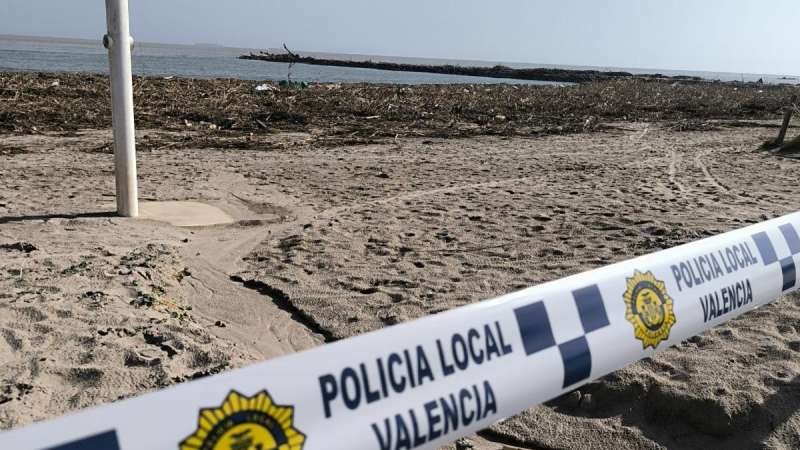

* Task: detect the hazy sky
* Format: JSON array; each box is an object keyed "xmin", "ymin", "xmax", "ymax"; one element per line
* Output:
[{"xmin": 2, "ymin": 0, "xmax": 798, "ymax": 75}]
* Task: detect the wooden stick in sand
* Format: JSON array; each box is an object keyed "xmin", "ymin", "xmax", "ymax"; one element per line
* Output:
[{"xmin": 774, "ymin": 94, "xmax": 797, "ymax": 147}]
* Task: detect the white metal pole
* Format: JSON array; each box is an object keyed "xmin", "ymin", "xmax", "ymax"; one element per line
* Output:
[{"xmin": 104, "ymin": 0, "xmax": 138, "ymax": 217}]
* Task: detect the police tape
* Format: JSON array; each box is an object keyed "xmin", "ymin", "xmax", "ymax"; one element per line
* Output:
[{"xmin": 3, "ymin": 212, "xmax": 800, "ymax": 450}]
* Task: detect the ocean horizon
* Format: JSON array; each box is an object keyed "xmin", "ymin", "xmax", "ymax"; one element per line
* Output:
[{"xmin": 1, "ymin": 34, "xmax": 798, "ymax": 86}]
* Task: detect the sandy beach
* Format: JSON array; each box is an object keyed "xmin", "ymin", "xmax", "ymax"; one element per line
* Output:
[{"xmin": 1, "ymin": 72, "xmax": 800, "ymax": 449}]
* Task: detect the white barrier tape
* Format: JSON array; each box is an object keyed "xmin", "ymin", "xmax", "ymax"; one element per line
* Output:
[{"xmin": 3, "ymin": 212, "xmax": 800, "ymax": 450}]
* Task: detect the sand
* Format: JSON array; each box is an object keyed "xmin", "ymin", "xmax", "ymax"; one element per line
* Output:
[{"xmin": 1, "ymin": 122, "xmax": 800, "ymax": 449}]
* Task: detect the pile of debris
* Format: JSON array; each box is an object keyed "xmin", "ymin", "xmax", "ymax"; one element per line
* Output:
[{"xmin": 1, "ymin": 72, "xmax": 797, "ymax": 148}]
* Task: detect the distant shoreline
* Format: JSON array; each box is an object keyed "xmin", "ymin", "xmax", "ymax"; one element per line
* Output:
[
  {"xmin": 2, "ymin": 35, "xmax": 797, "ymax": 85},
  {"xmin": 240, "ymin": 51, "xmax": 709, "ymax": 84}
]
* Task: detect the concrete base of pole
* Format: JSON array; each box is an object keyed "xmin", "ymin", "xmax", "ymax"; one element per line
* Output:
[{"xmin": 137, "ymin": 201, "xmax": 235, "ymax": 227}]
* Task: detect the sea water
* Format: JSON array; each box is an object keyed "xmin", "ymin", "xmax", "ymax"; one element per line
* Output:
[{"xmin": 1, "ymin": 35, "xmax": 797, "ymax": 86}]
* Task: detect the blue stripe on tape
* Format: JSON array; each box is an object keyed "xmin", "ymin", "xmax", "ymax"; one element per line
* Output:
[
  {"xmin": 781, "ymin": 257, "xmax": 796, "ymax": 292},
  {"xmin": 46, "ymin": 430, "xmax": 120, "ymax": 450},
  {"xmin": 752, "ymin": 231, "xmax": 778, "ymax": 265},
  {"xmin": 513, "ymin": 301, "xmax": 556, "ymax": 356},
  {"xmin": 558, "ymin": 336, "xmax": 591, "ymax": 387},
  {"xmin": 780, "ymin": 223, "xmax": 800, "ymax": 255},
  {"xmin": 572, "ymin": 284, "xmax": 609, "ymax": 334}
]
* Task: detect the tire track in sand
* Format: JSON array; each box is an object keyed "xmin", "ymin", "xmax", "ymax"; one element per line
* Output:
[{"xmin": 694, "ymin": 149, "xmax": 731, "ymax": 193}]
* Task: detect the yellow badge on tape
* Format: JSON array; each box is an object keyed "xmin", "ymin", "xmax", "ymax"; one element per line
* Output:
[
  {"xmin": 623, "ymin": 270, "xmax": 676, "ymax": 349},
  {"xmin": 180, "ymin": 390, "xmax": 305, "ymax": 450}
]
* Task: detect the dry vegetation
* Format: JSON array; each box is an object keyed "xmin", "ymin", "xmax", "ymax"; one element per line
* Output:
[{"xmin": 1, "ymin": 72, "xmax": 797, "ymax": 148}]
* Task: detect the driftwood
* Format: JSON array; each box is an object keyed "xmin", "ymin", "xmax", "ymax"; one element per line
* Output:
[
  {"xmin": 281, "ymin": 43, "xmax": 298, "ymax": 83},
  {"xmin": 2, "ymin": 72, "xmax": 797, "ymax": 144},
  {"xmin": 766, "ymin": 95, "xmax": 797, "ymax": 151},
  {"xmin": 282, "ymin": 43, "xmax": 299, "ymax": 59},
  {"xmin": 775, "ymin": 95, "xmax": 797, "ymax": 145},
  {"xmin": 778, "ymin": 135, "xmax": 800, "ymax": 154}
]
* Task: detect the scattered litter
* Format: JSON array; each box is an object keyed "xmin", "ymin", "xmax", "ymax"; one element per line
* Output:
[
  {"xmin": 583, "ymin": 115, "xmax": 598, "ymax": 131},
  {"xmin": 278, "ymin": 80, "xmax": 309, "ymax": 89},
  {"xmin": 455, "ymin": 438, "xmax": 474, "ymax": 450},
  {"xmin": 255, "ymin": 83, "xmax": 276, "ymax": 92}
]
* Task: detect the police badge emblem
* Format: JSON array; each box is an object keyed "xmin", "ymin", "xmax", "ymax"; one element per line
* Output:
[{"xmin": 623, "ymin": 270, "xmax": 676, "ymax": 349}]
